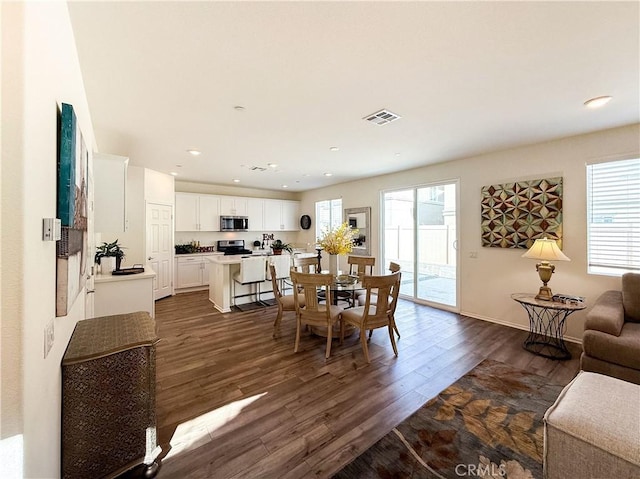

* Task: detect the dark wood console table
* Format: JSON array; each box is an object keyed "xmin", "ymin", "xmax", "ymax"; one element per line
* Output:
[{"xmin": 62, "ymin": 311, "xmax": 160, "ymax": 479}]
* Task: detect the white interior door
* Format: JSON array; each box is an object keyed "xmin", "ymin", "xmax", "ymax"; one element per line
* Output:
[{"xmin": 146, "ymin": 202, "xmax": 173, "ymax": 300}]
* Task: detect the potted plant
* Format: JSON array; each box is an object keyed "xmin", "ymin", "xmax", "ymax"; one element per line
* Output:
[
  {"xmin": 95, "ymin": 239, "xmax": 126, "ymax": 272},
  {"xmin": 271, "ymin": 239, "xmax": 292, "ymax": 255}
]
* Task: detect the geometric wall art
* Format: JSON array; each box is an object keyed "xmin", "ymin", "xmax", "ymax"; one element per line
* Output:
[
  {"xmin": 481, "ymin": 177, "xmax": 563, "ymax": 249},
  {"xmin": 56, "ymin": 103, "xmax": 89, "ymax": 316}
]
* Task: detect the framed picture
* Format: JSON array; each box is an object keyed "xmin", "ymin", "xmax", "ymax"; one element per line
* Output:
[
  {"xmin": 481, "ymin": 176, "xmax": 563, "ymax": 249},
  {"xmin": 56, "ymin": 103, "xmax": 89, "ymax": 316}
]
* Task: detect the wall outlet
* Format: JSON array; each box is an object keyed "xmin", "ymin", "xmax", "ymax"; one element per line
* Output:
[
  {"xmin": 44, "ymin": 319, "xmax": 55, "ymax": 358},
  {"xmin": 469, "ymin": 251, "xmax": 478, "ymax": 259}
]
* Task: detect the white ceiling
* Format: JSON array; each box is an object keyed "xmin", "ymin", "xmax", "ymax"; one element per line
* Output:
[{"xmin": 68, "ymin": 1, "xmax": 640, "ymax": 192}]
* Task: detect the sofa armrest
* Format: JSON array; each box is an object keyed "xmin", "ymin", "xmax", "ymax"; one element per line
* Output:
[{"xmin": 585, "ymin": 290, "xmax": 625, "ymax": 336}]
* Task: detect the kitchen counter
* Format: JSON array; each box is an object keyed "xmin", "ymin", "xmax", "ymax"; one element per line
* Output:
[
  {"xmin": 95, "ymin": 269, "xmax": 156, "ymax": 283},
  {"xmin": 94, "ymin": 267, "xmax": 156, "ymax": 317}
]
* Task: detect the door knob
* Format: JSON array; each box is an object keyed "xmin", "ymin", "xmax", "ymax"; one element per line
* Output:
[{"xmin": 148, "ymin": 256, "xmax": 153, "ymax": 260}]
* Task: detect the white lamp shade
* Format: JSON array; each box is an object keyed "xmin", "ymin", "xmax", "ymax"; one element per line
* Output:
[{"xmin": 522, "ymin": 237, "xmax": 570, "ymax": 262}]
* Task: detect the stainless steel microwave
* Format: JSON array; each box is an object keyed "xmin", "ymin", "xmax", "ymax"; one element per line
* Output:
[{"xmin": 220, "ymin": 216, "xmax": 249, "ymax": 232}]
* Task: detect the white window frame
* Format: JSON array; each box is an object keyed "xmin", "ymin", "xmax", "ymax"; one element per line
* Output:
[
  {"xmin": 586, "ymin": 156, "xmax": 640, "ymax": 276},
  {"xmin": 315, "ymin": 198, "xmax": 342, "ymax": 241}
]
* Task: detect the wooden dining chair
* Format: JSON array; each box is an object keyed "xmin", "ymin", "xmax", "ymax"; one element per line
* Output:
[
  {"xmin": 356, "ymin": 261, "xmax": 402, "ymax": 339},
  {"xmin": 348, "ymin": 255, "xmax": 376, "ymax": 280},
  {"xmin": 290, "ymin": 270, "xmax": 343, "ymax": 359},
  {"xmin": 269, "ymin": 264, "xmax": 305, "ymax": 338},
  {"xmin": 341, "ymin": 271, "xmax": 401, "ymax": 363}
]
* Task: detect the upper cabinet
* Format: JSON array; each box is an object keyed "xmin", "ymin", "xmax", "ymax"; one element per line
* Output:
[
  {"xmin": 264, "ymin": 199, "xmax": 300, "ymax": 231},
  {"xmin": 219, "ymin": 196, "xmax": 248, "ymax": 216},
  {"xmin": 175, "ymin": 193, "xmax": 299, "ymax": 232},
  {"xmin": 94, "ymin": 153, "xmax": 128, "ymax": 233},
  {"xmin": 175, "ymin": 193, "xmax": 220, "ymax": 231},
  {"xmin": 247, "ymin": 198, "xmax": 264, "ymax": 231}
]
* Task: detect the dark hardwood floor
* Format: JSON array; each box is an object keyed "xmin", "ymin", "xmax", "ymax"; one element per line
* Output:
[{"xmin": 145, "ymin": 291, "xmax": 580, "ymax": 479}]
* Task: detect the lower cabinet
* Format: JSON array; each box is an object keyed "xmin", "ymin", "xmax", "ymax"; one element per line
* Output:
[
  {"xmin": 175, "ymin": 255, "xmax": 215, "ymax": 290},
  {"xmin": 62, "ymin": 312, "xmax": 160, "ymax": 479}
]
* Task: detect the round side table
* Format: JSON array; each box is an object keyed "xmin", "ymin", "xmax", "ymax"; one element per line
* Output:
[{"xmin": 511, "ymin": 293, "xmax": 586, "ymax": 360}]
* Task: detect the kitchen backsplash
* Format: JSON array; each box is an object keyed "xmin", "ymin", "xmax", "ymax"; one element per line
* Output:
[{"xmin": 174, "ymin": 231, "xmax": 305, "ymax": 251}]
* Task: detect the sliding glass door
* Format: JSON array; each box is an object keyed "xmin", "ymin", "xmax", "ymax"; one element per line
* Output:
[{"xmin": 383, "ymin": 181, "xmax": 458, "ymax": 309}]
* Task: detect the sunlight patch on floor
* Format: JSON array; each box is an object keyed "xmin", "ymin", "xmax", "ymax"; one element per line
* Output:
[{"xmin": 164, "ymin": 393, "xmax": 267, "ymax": 461}]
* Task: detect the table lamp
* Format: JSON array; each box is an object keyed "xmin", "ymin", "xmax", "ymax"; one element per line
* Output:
[{"xmin": 521, "ymin": 236, "xmax": 570, "ymax": 301}]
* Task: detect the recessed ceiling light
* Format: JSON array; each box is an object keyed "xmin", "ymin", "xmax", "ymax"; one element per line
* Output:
[
  {"xmin": 234, "ymin": 105, "xmax": 245, "ymax": 111},
  {"xmin": 170, "ymin": 172, "xmax": 178, "ymax": 176},
  {"xmin": 232, "ymin": 179, "xmax": 240, "ymax": 183},
  {"xmin": 267, "ymin": 163, "xmax": 278, "ymax": 168},
  {"xmin": 584, "ymin": 96, "xmax": 612, "ymax": 108},
  {"xmin": 329, "ymin": 146, "xmax": 339, "ymax": 152},
  {"xmin": 324, "ymin": 172, "xmax": 333, "ymax": 177},
  {"xmin": 281, "ymin": 184, "xmax": 289, "ymax": 188},
  {"xmin": 187, "ymin": 149, "xmax": 201, "ymax": 156}
]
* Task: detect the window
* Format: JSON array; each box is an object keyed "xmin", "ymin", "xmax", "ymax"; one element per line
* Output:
[
  {"xmin": 315, "ymin": 198, "xmax": 342, "ymax": 240},
  {"xmin": 587, "ymin": 158, "xmax": 640, "ymax": 275}
]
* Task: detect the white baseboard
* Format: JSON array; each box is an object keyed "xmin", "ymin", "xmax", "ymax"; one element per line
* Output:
[{"xmin": 460, "ymin": 310, "xmax": 583, "ymax": 345}]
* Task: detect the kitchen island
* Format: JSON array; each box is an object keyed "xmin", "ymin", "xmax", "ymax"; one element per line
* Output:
[{"xmin": 207, "ymin": 253, "xmax": 270, "ymax": 313}]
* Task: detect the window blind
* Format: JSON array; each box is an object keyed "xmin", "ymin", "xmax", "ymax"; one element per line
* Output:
[
  {"xmin": 315, "ymin": 199, "xmax": 342, "ymax": 240},
  {"xmin": 587, "ymin": 158, "xmax": 640, "ymax": 275}
]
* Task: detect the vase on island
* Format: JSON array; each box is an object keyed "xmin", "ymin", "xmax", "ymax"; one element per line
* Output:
[{"xmin": 328, "ymin": 254, "xmax": 339, "ymax": 276}]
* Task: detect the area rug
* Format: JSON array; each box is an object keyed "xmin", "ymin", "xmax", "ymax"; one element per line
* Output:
[{"xmin": 333, "ymin": 359, "xmax": 566, "ymax": 479}]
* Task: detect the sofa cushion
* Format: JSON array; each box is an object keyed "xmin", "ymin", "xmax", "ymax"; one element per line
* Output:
[
  {"xmin": 622, "ymin": 272, "xmax": 640, "ymax": 322},
  {"xmin": 583, "ymin": 322, "xmax": 640, "ymax": 370}
]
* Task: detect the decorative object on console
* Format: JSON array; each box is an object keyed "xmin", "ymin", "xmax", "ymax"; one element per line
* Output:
[
  {"xmin": 522, "ymin": 236, "xmax": 570, "ymax": 301},
  {"xmin": 481, "ymin": 177, "xmax": 563, "ymax": 249},
  {"xmin": 95, "ymin": 239, "xmax": 126, "ymax": 273}
]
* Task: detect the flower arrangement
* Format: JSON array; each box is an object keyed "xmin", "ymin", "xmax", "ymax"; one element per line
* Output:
[{"xmin": 318, "ymin": 222, "xmax": 359, "ymax": 255}]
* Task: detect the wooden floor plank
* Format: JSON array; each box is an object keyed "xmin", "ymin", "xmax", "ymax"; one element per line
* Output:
[{"xmin": 127, "ymin": 291, "xmax": 581, "ymax": 479}]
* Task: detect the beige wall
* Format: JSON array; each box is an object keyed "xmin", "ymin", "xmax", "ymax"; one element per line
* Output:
[
  {"xmin": 298, "ymin": 124, "xmax": 640, "ymax": 341},
  {"xmin": 1, "ymin": 2, "xmax": 96, "ymax": 476}
]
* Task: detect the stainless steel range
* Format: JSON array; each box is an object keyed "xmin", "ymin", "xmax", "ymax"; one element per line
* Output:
[{"xmin": 216, "ymin": 239, "xmax": 253, "ymax": 256}]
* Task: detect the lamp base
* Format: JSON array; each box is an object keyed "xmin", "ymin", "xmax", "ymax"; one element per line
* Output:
[{"xmin": 535, "ymin": 285, "xmax": 553, "ymax": 301}]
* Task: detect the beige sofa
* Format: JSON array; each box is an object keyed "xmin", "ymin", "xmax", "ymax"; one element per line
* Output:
[{"xmin": 580, "ymin": 272, "xmax": 640, "ymax": 385}]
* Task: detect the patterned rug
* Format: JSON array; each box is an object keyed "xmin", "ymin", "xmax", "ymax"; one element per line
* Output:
[{"xmin": 333, "ymin": 359, "xmax": 566, "ymax": 479}]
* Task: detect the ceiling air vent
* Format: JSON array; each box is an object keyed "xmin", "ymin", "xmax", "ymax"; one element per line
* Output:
[
  {"xmin": 241, "ymin": 164, "xmax": 267, "ymax": 172},
  {"xmin": 363, "ymin": 109, "xmax": 401, "ymax": 125}
]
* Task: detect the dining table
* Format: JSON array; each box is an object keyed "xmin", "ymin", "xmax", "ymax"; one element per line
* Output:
[{"xmin": 287, "ymin": 272, "xmax": 364, "ymax": 338}]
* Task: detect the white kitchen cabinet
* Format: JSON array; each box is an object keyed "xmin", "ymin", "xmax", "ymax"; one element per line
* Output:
[
  {"xmin": 264, "ymin": 199, "xmax": 300, "ymax": 231},
  {"xmin": 219, "ymin": 196, "xmax": 248, "ymax": 216},
  {"xmin": 199, "ymin": 195, "xmax": 220, "ymax": 230},
  {"xmin": 247, "ymin": 198, "xmax": 264, "ymax": 231},
  {"xmin": 175, "ymin": 193, "xmax": 220, "ymax": 231},
  {"xmin": 94, "ymin": 153, "xmax": 128, "ymax": 233},
  {"xmin": 175, "ymin": 254, "xmax": 216, "ymax": 290},
  {"xmin": 281, "ymin": 200, "xmax": 300, "ymax": 230}
]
